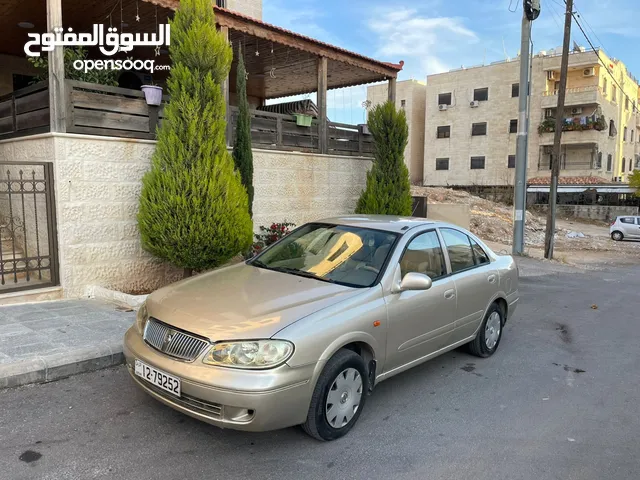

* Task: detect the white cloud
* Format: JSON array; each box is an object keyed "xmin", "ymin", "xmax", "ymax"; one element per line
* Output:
[{"xmin": 367, "ymin": 7, "xmax": 479, "ymax": 77}]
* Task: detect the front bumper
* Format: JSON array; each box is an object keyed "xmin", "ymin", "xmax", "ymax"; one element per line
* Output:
[{"xmin": 123, "ymin": 327, "xmax": 316, "ymax": 432}]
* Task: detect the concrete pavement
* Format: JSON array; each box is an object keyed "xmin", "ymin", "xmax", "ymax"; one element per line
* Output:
[
  {"xmin": 0, "ymin": 299, "xmax": 135, "ymax": 388},
  {"xmin": 1, "ymin": 261, "xmax": 639, "ymax": 479}
]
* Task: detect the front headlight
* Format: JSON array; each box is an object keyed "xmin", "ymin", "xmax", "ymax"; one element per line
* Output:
[
  {"xmin": 203, "ymin": 340, "xmax": 294, "ymax": 369},
  {"xmin": 135, "ymin": 301, "xmax": 149, "ymax": 334}
]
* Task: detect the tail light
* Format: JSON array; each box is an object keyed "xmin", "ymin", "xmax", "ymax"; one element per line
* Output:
[{"xmin": 610, "ymin": 220, "xmax": 616, "ymax": 226}]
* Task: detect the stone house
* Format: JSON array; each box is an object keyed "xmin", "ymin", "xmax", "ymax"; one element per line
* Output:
[{"xmin": 0, "ymin": 0, "xmax": 403, "ymax": 300}]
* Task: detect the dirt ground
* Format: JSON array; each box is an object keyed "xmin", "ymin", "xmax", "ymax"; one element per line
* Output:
[{"xmin": 412, "ymin": 186, "xmax": 640, "ymax": 268}]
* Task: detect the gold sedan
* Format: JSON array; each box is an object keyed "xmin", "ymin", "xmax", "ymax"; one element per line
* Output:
[{"xmin": 124, "ymin": 216, "xmax": 519, "ymax": 441}]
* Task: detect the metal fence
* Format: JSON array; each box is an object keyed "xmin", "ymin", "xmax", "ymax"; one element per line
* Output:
[{"xmin": 0, "ymin": 162, "xmax": 59, "ymax": 293}]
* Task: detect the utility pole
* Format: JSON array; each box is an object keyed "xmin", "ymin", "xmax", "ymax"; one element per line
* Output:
[
  {"xmin": 544, "ymin": 0, "xmax": 573, "ymax": 259},
  {"xmin": 512, "ymin": 0, "xmax": 540, "ymax": 255}
]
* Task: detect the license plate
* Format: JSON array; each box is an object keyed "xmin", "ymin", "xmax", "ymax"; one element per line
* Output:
[{"xmin": 134, "ymin": 359, "xmax": 181, "ymax": 397}]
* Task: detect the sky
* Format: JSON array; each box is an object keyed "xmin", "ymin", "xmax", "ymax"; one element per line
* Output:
[{"xmin": 262, "ymin": 0, "xmax": 640, "ymax": 123}]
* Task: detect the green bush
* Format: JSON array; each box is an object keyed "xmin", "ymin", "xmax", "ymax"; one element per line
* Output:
[
  {"xmin": 27, "ymin": 46, "xmax": 120, "ymax": 86},
  {"xmin": 138, "ymin": 0, "xmax": 253, "ymax": 277},
  {"xmin": 232, "ymin": 46, "xmax": 254, "ymax": 216},
  {"xmin": 355, "ymin": 101, "xmax": 412, "ymax": 216},
  {"xmin": 630, "ymin": 170, "xmax": 640, "ymax": 197}
]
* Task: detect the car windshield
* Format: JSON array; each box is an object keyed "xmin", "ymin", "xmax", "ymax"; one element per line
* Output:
[{"xmin": 250, "ymin": 223, "xmax": 398, "ymax": 288}]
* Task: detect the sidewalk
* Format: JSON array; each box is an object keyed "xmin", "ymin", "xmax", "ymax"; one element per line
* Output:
[{"xmin": 0, "ymin": 299, "xmax": 135, "ymax": 388}]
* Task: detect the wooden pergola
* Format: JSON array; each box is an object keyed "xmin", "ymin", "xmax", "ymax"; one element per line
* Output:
[{"xmin": 1, "ymin": 0, "xmax": 402, "ymax": 153}]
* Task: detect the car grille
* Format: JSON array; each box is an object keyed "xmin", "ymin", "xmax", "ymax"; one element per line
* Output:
[
  {"xmin": 143, "ymin": 318, "xmax": 209, "ymax": 362},
  {"xmin": 142, "ymin": 380, "xmax": 223, "ymax": 418}
]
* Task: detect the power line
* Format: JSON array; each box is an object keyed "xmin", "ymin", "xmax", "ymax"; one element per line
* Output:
[
  {"xmin": 546, "ymin": 1, "xmax": 564, "ymax": 31},
  {"xmin": 570, "ymin": 9, "xmax": 638, "ymax": 112},
  {"xmin": 508, "ymin": 0, "xmax": 518, "ymax": 13}
]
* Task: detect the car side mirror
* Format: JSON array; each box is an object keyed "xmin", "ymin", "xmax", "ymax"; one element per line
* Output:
[{"xmin": 392, "ymin": 272, "xmax": 433, "ymax": 293}]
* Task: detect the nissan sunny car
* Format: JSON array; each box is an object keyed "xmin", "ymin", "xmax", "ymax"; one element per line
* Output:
[{"xmin": 123, "ymin": 215, "xmax": 519, "ymax": 441}]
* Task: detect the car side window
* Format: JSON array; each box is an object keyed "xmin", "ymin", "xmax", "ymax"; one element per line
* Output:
[
  {"xmin": 440, "ymin": 228, "xmax": 475, "ymax": 273},
  {"xmin": 400, "ymin": 230, "xmax": 447, "ymax": 280},
  {"xmin": 620, "ymin": 217, "xmax": 635, "ymax": 224},
  {"xmin": 470, "ymin": 238, "xmax": 490, "ymax": 265}
]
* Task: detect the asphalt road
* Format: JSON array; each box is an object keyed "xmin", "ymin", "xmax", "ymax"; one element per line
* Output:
[{"xmin": 2, "ymin": 260, "xmax": 639, "ymax": 480}]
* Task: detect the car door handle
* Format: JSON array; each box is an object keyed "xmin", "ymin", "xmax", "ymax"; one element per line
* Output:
[
  {"xmin": 444, "ymin": 289, "xmax": 456, "ymax": 300},
  {"xmin": 487, "ymin": 274, "xmax": 497, "ymax": 284}
]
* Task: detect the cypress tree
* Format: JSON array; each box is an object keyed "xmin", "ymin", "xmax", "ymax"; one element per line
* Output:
[
  {"xmin": 138, "ymin": 0, "xmax": 253, "ymax": 277},
  {"xmin": 232, "ymin": 46, "xmax": 254, "ymax": 216},
  {"xmin": 355, "ymin": 101, "xmax": 412, "ymax": 216}
]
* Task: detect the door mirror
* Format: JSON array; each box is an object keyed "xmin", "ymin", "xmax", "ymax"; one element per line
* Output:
[{"xmin": 395, "ymin": 272, "xmax": 433, "ymax": 293}]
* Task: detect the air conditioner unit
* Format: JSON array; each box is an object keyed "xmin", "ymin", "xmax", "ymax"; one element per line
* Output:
[
  {"xmin": 583, "ymin": 67, "xmax": 596, "ymax": 77},
  {"xmin": 570, "ymin": 107, "xmax": 583, "ymax": 115},
  {"xmin": 547, "ymin": 71, "xmax": 557, "ymax": 80},
  {"xmin": 545, "ymin": 108, "xmax": 554, "ymax": 118},
  {"xmin": 470, "ymin": 100, "xmax": 479, "ymax": 108},
  {"xmin": 438, "ymin": 104, "xmax": 448, "ymax": 111}
]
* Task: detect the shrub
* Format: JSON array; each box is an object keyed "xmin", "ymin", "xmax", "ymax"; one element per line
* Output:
[
  {"xmin": 232, "ymin": 46, "xmax": 254, "ymax": 216},
  {"xmin": 355, "ymin": 101, "xmax": 412, "ymax": 216},
  {"xmin": 249, "ymin": 222, "xmax": 296, "ymax": 257},
  {"xmin": 27, "ymin": 46, "xmax": 120, "ymax": 86},
  {"xmin": 138, "ymin": 0, "xmax": 253, "ymax": 277}
]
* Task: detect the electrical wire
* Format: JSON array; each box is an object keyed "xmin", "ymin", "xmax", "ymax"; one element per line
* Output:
[
  {"xmin": 570, "ymin": 7, "xmax": 638, "ymax": 113},
  {"xmin": 546, "ymin": 1, "xmax": 564, "ymax": 31},
  {"xmin": 508, "ymin": 0, "xmax": 518, "ymax": 13}
]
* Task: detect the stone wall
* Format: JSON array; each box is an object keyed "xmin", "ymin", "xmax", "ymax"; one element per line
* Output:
[
  {"xmin": 0, "ymin": 134, "xmax": 371, "ymax": 298},
  {"xmin": 534, "ymin": 204, "xmax": 639, "ymax": 222},
  {"xmin": 251, "ymin": 149, "xmax": 371, "ymax": 228}
]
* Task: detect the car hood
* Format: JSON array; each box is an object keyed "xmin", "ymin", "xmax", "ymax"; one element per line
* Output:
[{"xmin": 146, "ymin": 262, "xmax": 362, "ymax": 341}]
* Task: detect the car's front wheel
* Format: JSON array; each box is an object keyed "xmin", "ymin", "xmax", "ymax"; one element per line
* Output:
[
  {"xmin": 302, "ymin": 349, "xmax": 368, "ymax": 441},
  {"xmin": 611, "ymin": 231, "xmax": 624, "ymax": 241}
]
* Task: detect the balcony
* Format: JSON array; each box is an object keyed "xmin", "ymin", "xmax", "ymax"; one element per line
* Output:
[{"xmin": 541, "ymin": 85, "xmax": 603, "ymax": 109}]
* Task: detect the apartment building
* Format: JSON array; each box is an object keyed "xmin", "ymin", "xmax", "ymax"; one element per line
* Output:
[
  {"xmin": 218, "ymin": 0, "xmax": 262, "ymax": 19},
  {"xmin": 367, "ymin": 80, "xmax": 427, "ymax": 184},
  {"xmin": 423, "ymin": 48, "xmax": 640, "ymax": 188}
]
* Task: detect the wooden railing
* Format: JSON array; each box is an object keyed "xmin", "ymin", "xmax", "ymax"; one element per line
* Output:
[
  {"xmin": 229, "ymin": 106, "xmax": 374, "ymax": 157},
  {"xmin": 0, "ymin": 82, "xmax": 50, "ymax": 139},
  {"xmin": 0, "ymin": 83, "xmax": 374, "ymax": 158},
  {"xmin": 65, "ymin": 80, "xmax": 166, "ymax": 139}
]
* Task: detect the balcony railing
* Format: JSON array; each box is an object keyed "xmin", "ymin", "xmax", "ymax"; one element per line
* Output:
[
  {"xmin": 0, "ymin": 82, "xmax": 374, "ymax": 158},
  {"xmin": 538, "ymin": 115, "xmax": 607, "ymax": 135},
  {"xmin": 228, "ymin": 106, "xmax": 374, "ymax": 157},
  {"xmin": 541, "ymin": 85, "xmax": 603, "ymax": 108}
]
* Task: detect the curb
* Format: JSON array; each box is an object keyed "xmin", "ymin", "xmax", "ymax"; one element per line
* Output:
[{"xmin": 0, "ymin": 341, "xmax": 125, "ymax": 389}]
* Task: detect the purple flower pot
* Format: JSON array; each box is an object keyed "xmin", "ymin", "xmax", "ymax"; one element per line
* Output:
[{"xmin": 141, "ymin": 85, "xmax": 163, "ymax": 106}]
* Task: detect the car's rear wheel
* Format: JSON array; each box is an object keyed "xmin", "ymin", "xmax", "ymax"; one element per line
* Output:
[
  {"xmin": 611, "ymin": 231, "xmax": 624, "ymax": 241},
  {"xmin": 302, "ymin": 349, "xmax": 368, "ymax": 441},
  {"xmin": 467, "ymin": 303, "xmax": 504, "ymax": 358}
]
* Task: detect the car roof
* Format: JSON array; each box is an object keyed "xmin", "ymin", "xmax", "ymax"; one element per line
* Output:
[{"xmin": 313, "ymin": 215, "xmax": 450, "ymax": 234}]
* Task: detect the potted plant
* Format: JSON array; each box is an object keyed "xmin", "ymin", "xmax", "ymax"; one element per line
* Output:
[
  {"xmin": 293, "ymin": 113, "xmax": 313, "ymax": 127},
  {"xmin": 141, "ymin": 82, "xmax": 163, "ymax": 106}
]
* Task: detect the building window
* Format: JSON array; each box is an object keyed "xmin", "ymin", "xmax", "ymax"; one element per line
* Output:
[
  {"xmin": 624, "ymin": 127, "xmax": 628, "ymax": 142},
  {"xmin": 595, "ymin": 152, "xmax": 602, "ymax": 169},
  {"xmin": 509, "ymin": 119, "xmax": 518, "ymax": 133},
  {"xmin": 630, "ymin": 158, "xmax": 634, "ymax": 172},
  {"xmin": 622, "ymin": 158, "xmax": 626, "ymax": 173},
  {"xmin": 436, "ymin": 158, "xmax": 450, "ymax": 170},
  {"xmin": 609, "ymin": 120, "xmax": 616, "ymax": 137},
  {"xmin": 603, "ymin": 77, "xmax": 607, "ymax": 95},
  {"xmin": 437, "ymin": 126, "xmax": 451, "ymax": 138},
  {"xmin": 438, "ymin": 93, "xmax": 452, "ymax": 105},
  {"xmin": 508, "ymin": 155, "xmax": 516, "ymax": 168},
  {"xmin": 473, "ymin": 88, "xmax": 489, "ymax": 102},
  {"xmin": 216, "ymin": 0, "xmax": 226, "ymax": 6},
  {"xmin": 471, "ymin": 122, "xmax": 487, "ymax": 136},
  {"xmin": 612, "ymin": 85, "xmax": 617, "ymax": 102},
  {"xmin": 470, "ymin": 156, "xmax": 485, "ymax": 169},
  {"xmin": 400, "ymin": 99, "xmax": 406, "ymax": 109},
  {"xmin": 512, "ymin": 83, "xmax": 519, "ymax": 98},
  {"xmin": 607, "ymin": 154, "xmax": 613, "ymax": 172},
  {"xmin": 632, "ymin": 130, "xmax": 635, "ymax": 143}
]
